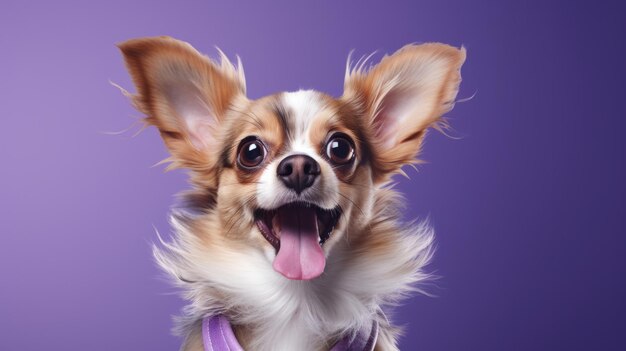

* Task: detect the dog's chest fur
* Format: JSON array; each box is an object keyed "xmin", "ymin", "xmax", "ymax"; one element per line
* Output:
[{"xmin": 156, "ymin": 189, "xmax": 434, "ymax": 351}]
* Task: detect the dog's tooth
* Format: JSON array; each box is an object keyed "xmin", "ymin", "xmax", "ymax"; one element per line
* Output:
[{"xmin": 272, "ymin": 214, "xmax": 281, "ymax": 237}]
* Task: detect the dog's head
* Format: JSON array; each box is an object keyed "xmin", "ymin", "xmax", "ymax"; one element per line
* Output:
[{"xmin": 119, "ymin": 37, "xmax": 464, "ymax": 281}]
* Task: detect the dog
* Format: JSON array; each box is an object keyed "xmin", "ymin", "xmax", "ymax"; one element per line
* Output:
[{"xmin": 118, "ymin": 36, "xmax": 465, "ymax": 351}]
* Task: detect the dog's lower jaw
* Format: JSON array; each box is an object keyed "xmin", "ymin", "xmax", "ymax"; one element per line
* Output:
[{"xmin": 255, "ymin": 203, "xmax": 341, "ymax": 280}]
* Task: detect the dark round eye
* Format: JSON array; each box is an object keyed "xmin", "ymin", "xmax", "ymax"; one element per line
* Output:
[
  {"xmin": 326, "ymin": 134, "xmax": 355, "ymax": 165},
  {"xmin": 238, "ymin": 138, "xmax": 267, "ymax": 169}
]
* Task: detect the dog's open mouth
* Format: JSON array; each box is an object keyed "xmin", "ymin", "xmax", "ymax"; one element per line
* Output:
[{"xmin": 254, "ymin": 203, "xmax": 341, "ymax": 280}]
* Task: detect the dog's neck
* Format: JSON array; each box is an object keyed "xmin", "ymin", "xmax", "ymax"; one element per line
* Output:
[
  {"xmin": 196, "ymin": 314, "xmax": 378, "ymax": 351},
  {"xmin": 188, "ymin": 242, "xmax": 383, "ymax": 351}
]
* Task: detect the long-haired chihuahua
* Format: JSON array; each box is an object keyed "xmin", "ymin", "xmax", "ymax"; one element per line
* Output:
[{"xmin": 119, "ymin": 36, "xmax": 465, "ymax": 351}]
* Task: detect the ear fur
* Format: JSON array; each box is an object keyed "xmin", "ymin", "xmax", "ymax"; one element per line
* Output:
[
  {"xmin": 118, "ymin": 36, "xmax": 246, "ymax": 173},
  {"xmin": 343, "ymin": 43, "xmax": 466, "ymax": 182}
]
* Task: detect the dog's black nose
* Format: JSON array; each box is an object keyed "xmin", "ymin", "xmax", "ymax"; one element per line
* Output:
[{"xmin": 277, "ymin": 154, "xmax": 321, "ymax": 194}]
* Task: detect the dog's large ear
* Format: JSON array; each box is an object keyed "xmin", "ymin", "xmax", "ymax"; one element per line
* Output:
[
  {"xmin": 118, "ymin": 36, "xmax": 246, "ymax": 171},
  {"xmin": 343, "ymin": 43, "xmax": 465, "ymax": 182}
]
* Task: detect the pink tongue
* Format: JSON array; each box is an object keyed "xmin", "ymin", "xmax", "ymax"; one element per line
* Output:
[{"xmin": 273, "ymin": 206, "xmax": 326, "ymax": 280}]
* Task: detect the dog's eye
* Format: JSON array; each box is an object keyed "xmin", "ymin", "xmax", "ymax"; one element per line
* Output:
[
  {"xmin": 325, "ymin": 134, "xmax": 355, "ymax": 165},
  {"xmin": 238, "ymin": 138, "xmax": 267, "ymax": 169}
]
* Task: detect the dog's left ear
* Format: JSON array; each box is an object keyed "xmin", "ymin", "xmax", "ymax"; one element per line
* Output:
[{"xmin": 343, "ymin": 43, "xmax": 466, "ymax": 182}]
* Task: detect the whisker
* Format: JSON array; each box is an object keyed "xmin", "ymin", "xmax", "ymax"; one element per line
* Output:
[
  {"xmin": 223, "ymin": 194, "xmax": 257, "ymax": 238},
  {"xmin": 229, "ymin": 107, "xmax": 265, "ymax": 130},
  {"xmin": 338, "ymin": 182, "xmax": 372, "ymax": 190},
  {"xmin": 335, "ymin": 193, "xmax": 374, "ymax": 244},
  {"xmin": 219, "ymin": 181, "xmax": 263, "ymax": 187},
  {"xmin": 337, "ymin": 192, "xmax": 366, "ymax": 218}
]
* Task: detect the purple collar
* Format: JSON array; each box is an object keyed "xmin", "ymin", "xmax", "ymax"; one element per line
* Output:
[{"xmin": 202, "ymin": 315, "xmax": 378, "ymax": 351}]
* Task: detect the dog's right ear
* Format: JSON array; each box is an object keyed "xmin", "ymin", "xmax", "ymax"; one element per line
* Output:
[{"xmin": 118, "ymin": 36, "xmax": 246, "ymax": 171}]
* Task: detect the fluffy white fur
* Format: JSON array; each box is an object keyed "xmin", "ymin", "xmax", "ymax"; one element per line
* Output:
[{"xmin": 154, "ymin": 188, "xmax": 434, "ymax": 351}]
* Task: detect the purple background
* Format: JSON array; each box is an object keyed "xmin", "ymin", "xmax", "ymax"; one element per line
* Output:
[{"xmin": 1, "ymin": 0, "xmax": 625, "ymax": 350}]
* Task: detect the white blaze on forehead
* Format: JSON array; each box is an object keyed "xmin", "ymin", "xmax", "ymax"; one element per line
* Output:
[{"xmin": 282, "ymin": 90, "xmax": 325, "ymax": 148}]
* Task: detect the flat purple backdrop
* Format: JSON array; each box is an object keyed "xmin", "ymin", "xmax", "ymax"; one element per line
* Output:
[{"xmin": 1, "ymin": 0, "xmax": 625, "ymax": 350}]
